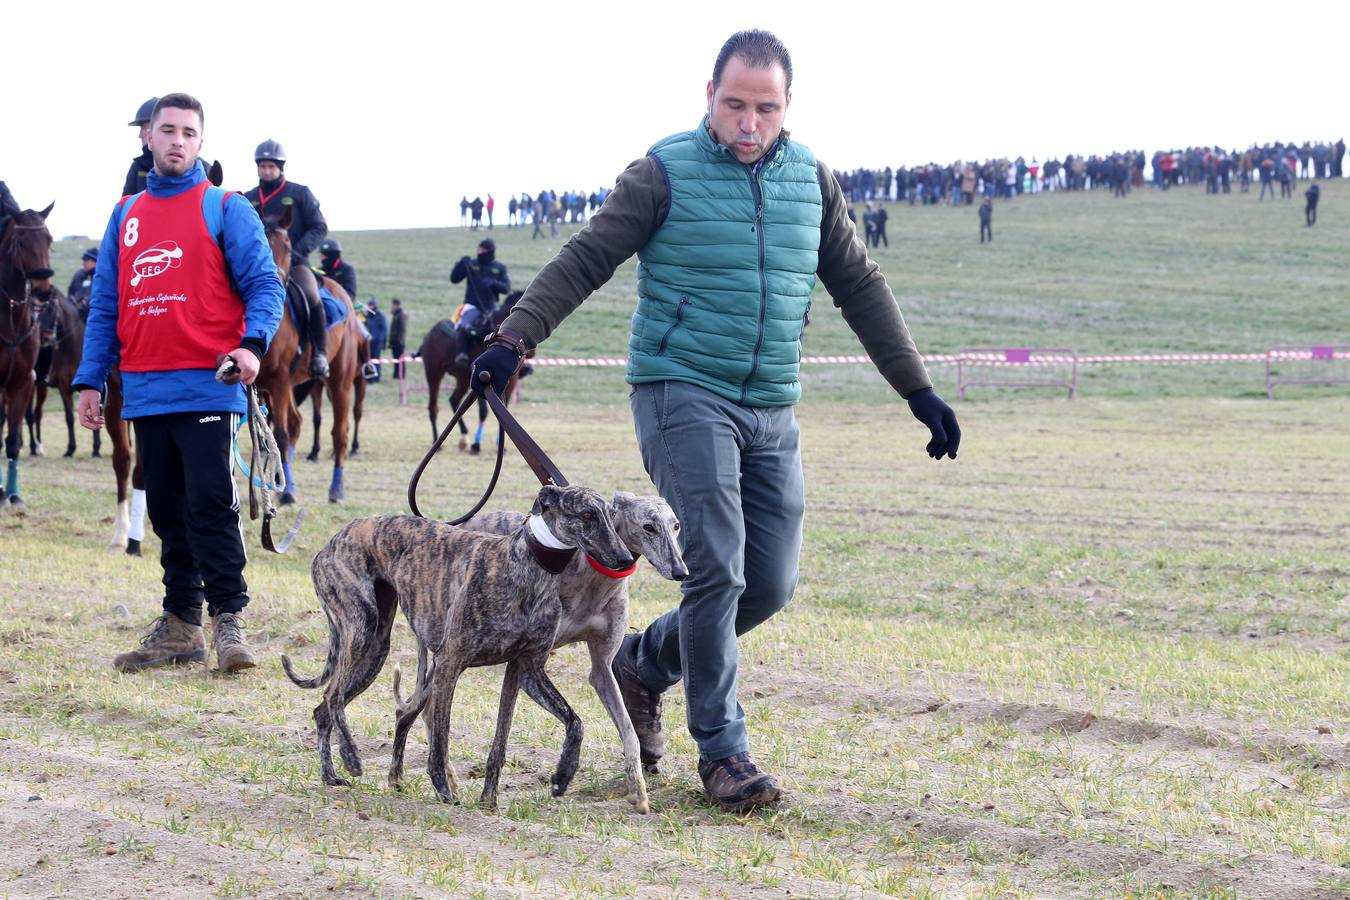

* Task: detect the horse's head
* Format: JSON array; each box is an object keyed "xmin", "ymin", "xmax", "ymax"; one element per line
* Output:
[
  {"xmin": 262, "ymin": 206, "xmax": 294, "ymax": 283},
  {"xmin": 2, "ymin": 201, "xmax": 54, "ymax": 284}
]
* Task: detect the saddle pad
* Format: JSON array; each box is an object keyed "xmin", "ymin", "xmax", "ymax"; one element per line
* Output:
[{"xmin": 320, "ymin": 286, "xmax": 348, "ymax": 328}]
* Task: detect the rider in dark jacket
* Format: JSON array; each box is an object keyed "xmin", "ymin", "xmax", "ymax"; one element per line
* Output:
[
  {"xmin": 122, "ymin": 97, "xmax": 158, "ymax": 198},
  {"xmin": 449, "ymin": 237, "xmax": 510, "ymax": 367},
  {"xmin": 317, "ymin": 238, "xmax": 357, "ymax": 299},
  {"xmin": 244, "ymin": 139, "xmax": 330, "ymax": 379}
]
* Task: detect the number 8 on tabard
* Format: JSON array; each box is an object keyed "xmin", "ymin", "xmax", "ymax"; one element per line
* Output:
[{"xmin": 123, "ymin": 217, "xmax": 139, "ymax": 247}]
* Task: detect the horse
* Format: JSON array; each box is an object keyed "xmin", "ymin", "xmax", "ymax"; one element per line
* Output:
[
  {"xmin": 27, "ymin": 287, "xmax": 98, "ymax": 458},
  {"xmin": 419, "ymin": 291, "xmax": 528, "ymax": 454},
  {"xmin": 0, "ymin": 200, "xmax": 54, "ymax": 512},
  {"xmin": 302, "ymin": 327, "xmax": 369, "ymax": 462},
  {"xmin": 257, "ymin": 208, "xmax": 362, "ymax": 503}
]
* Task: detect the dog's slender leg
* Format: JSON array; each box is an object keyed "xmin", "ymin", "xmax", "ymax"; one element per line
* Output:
[
  {"xmin": 314, "ymin": 698, "xmax": 348, "ymax": 787},
  {"xmin": 333, "ymin": 586, "xmax": 398, "ymax": 778},
  {"xmin": 587, "ymin": 635, "xmax": 649, "ymax": 813},
  {"xmin": 425, "ymin": 658, "xmax": 465, "ymax": 803},
  {"xmin": 479, "ymin": 658, "xmax": 523, "ymax": 810},
  {"xmin": 520, "ymin": 663, "xmax": 584, "ymax": 799}
]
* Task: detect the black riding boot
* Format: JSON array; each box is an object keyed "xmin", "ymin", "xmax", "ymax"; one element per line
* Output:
[
  {"xmin": 292, "ymin": 265, "xmax": 329, "ymax": 380},
  {"xmin": 453, "ymin": 326, "xmax": 472, "ymax": 369}
]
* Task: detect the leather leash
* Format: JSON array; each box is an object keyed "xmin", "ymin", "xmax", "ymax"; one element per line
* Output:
[
  {"xmin": 408, "ymin": 361, "xmax": 569, "ymax": 525},
  {"xmin": 217, "ymin": 356, "xmax": 304, "ymax": 553}
]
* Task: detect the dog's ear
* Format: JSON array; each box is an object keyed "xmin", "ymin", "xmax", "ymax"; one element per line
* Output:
[
  {"xmin": 532, "ymin": 485, "xmax": 562, "ymax": 515},
  {"xmin": 610, "ymin": 491, "xmax": 637, "ymax": 511}
]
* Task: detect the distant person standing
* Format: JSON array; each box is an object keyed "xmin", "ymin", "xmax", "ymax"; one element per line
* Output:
[
  {"xmin": 470, "ymin": 196, "xmax": 484, "ymax": 229},
  {"xmin": 459, "ymin": 196, "xmax": 469, "ymax": 226},
  {"xmin": 508, "ymin": 195, "xmax": 518, "ymax": 228},
  {"xmin": 486, "ymin": 193, "xmax": 495, "ymax": 229},
  {"xmin": 871, "ymin": 202, "xmax": 888, "ymax": 248},
  {"xmin": 1333, "ymin": 138, "xmax": 1345, "ymax": 178},
  {"xmin": 388, "ymin": 298, "xmax": 408, "ymax": 380},
  {"xmin": 1305, "ymin": 184, "xmax": 1320, "ymax": 226},
  {"xmin": 979, "ymin": 197, "xmax": 993, "ymax": 243},
  {"xmin": 862, "ymin": 201, "xmax": 875, "ymax": 245},
  {"xmin": 122, "ymin": 96, "xmax": 159, "ymax": 197},
  {"xmin": 364, "ymin": 298, "xmax": 387, "ymax": 381}
]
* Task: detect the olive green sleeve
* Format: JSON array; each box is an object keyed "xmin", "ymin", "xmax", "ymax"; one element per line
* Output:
[
  {"xmin": 815, "ymin": 160, "xmax": 933, "ymax": 398},
  {"xmin": 498, "ymin": 157, "xmax": 667, "ymax": 348}
]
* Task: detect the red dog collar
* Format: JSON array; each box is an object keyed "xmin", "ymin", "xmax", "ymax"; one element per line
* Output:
[{"xmin": 586, "ymin": 554, "xmax": 639, "ymax": 578}]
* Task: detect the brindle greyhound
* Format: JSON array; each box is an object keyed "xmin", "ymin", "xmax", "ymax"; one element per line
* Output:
[
  {"xmin": 282, "ymin": 483, "xmax": 632, "ymax": 808},
  {"xmin": 391, "ymin": 492, "xmax": 687, "ymax": 814}
]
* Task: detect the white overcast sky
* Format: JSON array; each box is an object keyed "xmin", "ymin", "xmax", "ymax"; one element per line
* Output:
[{"xmin": 6, "ymin": 0, "xmax": 1347, "ymax": 237}]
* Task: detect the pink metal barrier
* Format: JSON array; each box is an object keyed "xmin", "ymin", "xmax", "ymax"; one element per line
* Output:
[
  {"xmin": 956, "ymin": 348, "xmax": 1078, "ymax": 400},
  {"xmin": 1265, "ymin": 345, "xmax": 1350, "ymax": 399}
]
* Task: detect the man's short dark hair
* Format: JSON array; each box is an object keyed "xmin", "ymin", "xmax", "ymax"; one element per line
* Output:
[
  {"xmin": 712, "ymin": 29, "xmax": 793, "ymax": 94},
  {"xmin": 151, "ymin": 93, "xmax": 205, "ymax": 129}
]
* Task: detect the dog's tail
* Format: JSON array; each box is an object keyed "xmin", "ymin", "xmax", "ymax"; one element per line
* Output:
[
  {"xmin": 280, "ymin": 645, "xmax": 335, "ymax": 690},
  {"xmin": 392, "ymin": 663, "xmax": 407, "ymax": 709},
  {"xmin": 392, "ymin": 658, "xmax": 434, "ymax": 715}
]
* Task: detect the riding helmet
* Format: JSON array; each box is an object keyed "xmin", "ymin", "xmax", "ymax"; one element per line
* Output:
[
  {"xmin": 319, "ymin": 238, "xmax": 342, "ymax": 256},
  {"xmin": 128, "ymin": 97, "xmax": 160, "ymax": 126},
  {"xmin": 81, "ymin": 247, "xmax": 99, "ymax": 262},
  {"xmin": 254, "ymin": 139, "xmax": 287, "ymax": 165}
]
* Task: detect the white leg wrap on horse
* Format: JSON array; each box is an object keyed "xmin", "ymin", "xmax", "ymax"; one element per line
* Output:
[
  {"xmin": 128, "ymin": 488, "xmax": 147, "ymax": 541},
  {"xmin": 110, "ymin": 499, "xmax": 130, "ymax": 549}
]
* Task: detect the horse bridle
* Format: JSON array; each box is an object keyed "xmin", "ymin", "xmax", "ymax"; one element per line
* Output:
[{"xmin": 408, "ymin": 358, "xmax": 569, "ymax": 524}]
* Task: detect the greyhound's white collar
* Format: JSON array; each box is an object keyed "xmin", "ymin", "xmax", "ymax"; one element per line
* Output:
[{"xmin": 527, "ymin": 514, "xmax": 573, "ymax": 550}]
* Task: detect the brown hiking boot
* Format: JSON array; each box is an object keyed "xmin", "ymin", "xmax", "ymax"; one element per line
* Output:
[
  {"xmin": 611, "ymin": 632, "xmax": 664, "ymax": 773},
  {"xmin": 698, "ymin": 753, "xmax": 782, "ymax": 813},
  {"xmin": 212, "ymin": 613, "xmax": 257, "ymax": 673},
  {"xmin": 112, "ymin": 613, "xmax": 206, "ymax": 672}
]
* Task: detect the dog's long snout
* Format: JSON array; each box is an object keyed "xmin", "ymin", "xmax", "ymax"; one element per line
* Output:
[{"xmin": 672, "ymin": 560, "xmax": 689, "ymax": 582}]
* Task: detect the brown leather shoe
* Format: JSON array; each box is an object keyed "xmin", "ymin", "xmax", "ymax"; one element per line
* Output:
[
  {"xmin": 212, "ymin": 612, "xmax": 257, "ymax": 673},
  {"xmin": 698, "ymin": 753, "xmax": 782, "ymax": 813},
  {"xmin": 611, "ymin": 632, "xmax": 664, "ymax": 773},
  {"xmin": 112, "ymin": 613, "xmax": 206, "ymax": 672}
]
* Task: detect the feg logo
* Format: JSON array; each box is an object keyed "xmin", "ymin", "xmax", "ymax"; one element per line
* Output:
[{"xmin": 130, "ymin": 241, "xmax": 184, "ymax": 289}]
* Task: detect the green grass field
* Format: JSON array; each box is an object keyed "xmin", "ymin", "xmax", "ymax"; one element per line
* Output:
[{"xmin": 3, "ymin": 181, "xmax": 1348, "ymax": 897}]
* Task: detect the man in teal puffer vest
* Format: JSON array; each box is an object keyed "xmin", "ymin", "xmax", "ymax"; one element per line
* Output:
[{"xmin": 475, "ymin": 29, "xmax": 960, "ymax": 812}]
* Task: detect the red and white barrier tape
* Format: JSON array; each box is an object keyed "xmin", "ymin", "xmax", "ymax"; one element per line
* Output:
[{"xmin": 370, "ymin": 349, "xmax": 1347, "ymax": 369}]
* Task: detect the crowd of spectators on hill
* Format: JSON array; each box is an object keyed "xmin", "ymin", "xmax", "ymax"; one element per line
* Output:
[
  {"xmin": 833, "ymin": 139, "xmax": 1345, "ymax": 207},
  {"xmin": 458, "ymin": 189, "xmax": 611, "ymax": 233}
]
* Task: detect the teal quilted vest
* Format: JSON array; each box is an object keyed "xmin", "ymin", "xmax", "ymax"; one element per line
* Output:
[{"xmin": 627, "ymin": 118, "xmax": 822, "ymax": 406}]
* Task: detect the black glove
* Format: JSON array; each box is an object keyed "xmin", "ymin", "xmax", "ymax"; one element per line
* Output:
[
  {"xmin": 906, "ymin": 387, "xmax": 960, "ymax": 460},
  {"xmin": 471, "ymin": 344, "xmax": 520, "ymax": 399}
]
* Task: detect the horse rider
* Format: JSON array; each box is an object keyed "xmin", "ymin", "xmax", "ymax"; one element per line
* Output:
[
  {"xmin": 472, "ymin": 29, "xmax": 959, "ymax": 813},
  {"xmin": 73, "ymin": 93, "xmax": 284, "ymax": 675},
  {"xmin": 67, "ymin": 247, "xmax": 98, "ymax": 312},
  {"xmin": 244, "ymin": 139, "xmax": 330, "ymax": 379},
  {"xmin": 122, "ymin": 97, "xmax": 158, "ymax": 197},
  {"xmin": 317, "ymin": 238, "xmax": 356, "ymax": 299},
  {"xmin": 449, "ymin": 237, "xmax": 510, "ymax": 368}
]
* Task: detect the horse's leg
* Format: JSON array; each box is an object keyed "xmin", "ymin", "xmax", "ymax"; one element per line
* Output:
[
  {"xmin": 451, "ymin": 375, "xmax": 470, "ymax": 452},
  {"xmin": 104, "ymin": 390, "xmax": 132, "ymax": 549},
  {"xmin": 5, "ymin": 388, "xmax": 31, "ymax": 511},
  {"xmin": 127, "ymin": 448, "xmax": 147, "ymax": 556},
  {"xmin": 350, "ymin": 369, "xmax": 365, "ymax": 456},
  {"xmin": 471, "ymin": 396, "xmax": 486, "ymax": 455},
  {"xmin": 277, "ymin": 399, "xmax": 300, "ymax": 505},
  {"xmin": 26, "ymin": 383, "xmax": 45, "ymax": 457},
  {"xmin": 426, "ymin": 369, "xmax": 442, "ymax": 443},
  {"xmin": 327, "ymin": 376, "xmax": 350, "ymax": 504},
  {"xmin": 92, "ymin": 426, "xmax": 102, "ymax": 459},
  {"xmin": 308, "ymin": 384, "xmax": 322, "ymax": 462},
  {"xmin": 60, "ymin": 385, "xmax": 77, "ymax": 457}
]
